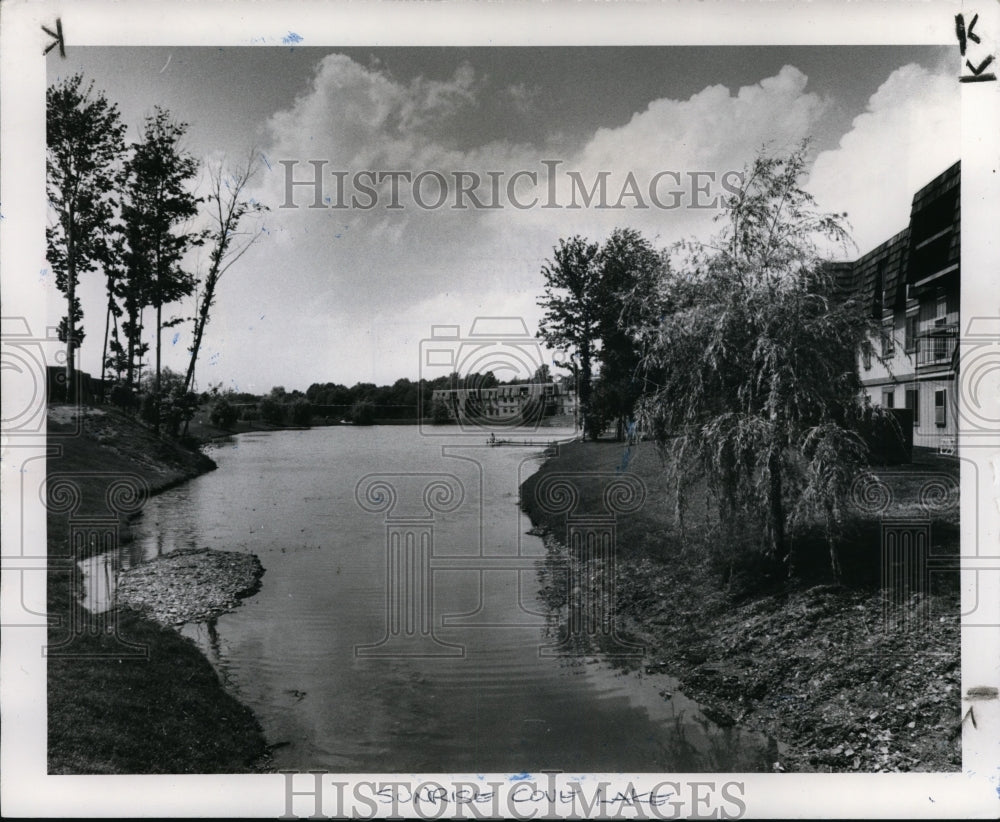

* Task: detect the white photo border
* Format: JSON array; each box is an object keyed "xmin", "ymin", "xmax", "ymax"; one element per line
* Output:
[{"xmin": 1, "ymin": 0, "xmax": 997, "ymax": 817}]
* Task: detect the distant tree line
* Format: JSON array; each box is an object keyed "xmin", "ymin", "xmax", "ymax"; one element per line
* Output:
[
  {"xmin": 305, "ymin": 365, "xmax": 560, "ymax": 425},
  {"xmin": 201, "ymin": 364, "xmax": 568, "ymax": 432}
]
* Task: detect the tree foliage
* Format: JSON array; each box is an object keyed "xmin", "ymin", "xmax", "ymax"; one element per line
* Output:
[
  {"xmin": 636, "ymin": 143, "xmax": 879, "ymax": 579},
  {"xmin": 537, "ymin": 230, "xmax": 667, "ymax": 440},
  {"xmin": 592, "ymin": 228, "xmax": 667, "ymax": 440},
  {"xmin": 138, "ymin": 367, "xmax": 197, "ymax": 435},
  {"xmin": 120, "ymin": 107, "xmax": 201, "ymax": 427},
  {"xmin": 210, "ymin": 396, "xmax": 239, "ymax": 430},
  {"xmin": 537, "ymin": 236, "xmax": 602, "ymax": 438},
  {"xmin": 288, "ymin": 398, "xmax": 313, "ymax": 427},
  {"xmin": 259, "ymin": 396, "xmax": 286, "ymax": 425},
  {"xmin": 431, "ymin": 398, "xmax": 452, "ymax": 425},
  {"xmin": 350, "ymin": 400, "xmax": 376, "ymax": 426},
  {"xmin": 46, "ymin": 74, "xmax": 127, "ymax": 397}
]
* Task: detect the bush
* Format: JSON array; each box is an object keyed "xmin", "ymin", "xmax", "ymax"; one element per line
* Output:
[
  {"xmin": 109, "ymin": 383, "xmax": 137, "ymax": 413},
  {"xmin": 289, "ymin": 398, "xmax": 312, "ymax": 426},
  {"xmin": 431, "ymin": 398, "xmax": 452, "ymax": 425},
  {"xmin": 350, "ymin": 400, "xmax": 375, "ymax": 426},
  {"xmin": 139, "ymin": 392, "xmax": 157, "ymax": 425},
  {"xmin": 210, "ymin": 397, "xmax": 239, "ymax": 430},
  {"xmin": 259, "ymin": 396, "xmax": 286, "ymax": 425},
  {"xmin": 162, "ymin": 387, "xmax": 199, "ymax": 437}
]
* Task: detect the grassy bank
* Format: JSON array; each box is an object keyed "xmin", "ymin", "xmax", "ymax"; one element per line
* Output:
[
  {"xmin": 47, "ymin": 405, "xmax": 269, "ymax": 773},
  {"xmin": 521, "ymin": 439, "xmax": 961, "ymax": 772}
]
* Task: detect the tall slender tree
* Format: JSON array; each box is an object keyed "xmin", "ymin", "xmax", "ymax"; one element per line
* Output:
[
  {"xmin": 46, "ymin": 74, "xmax": 126, "ymax": 399},
  {"xmin": 184, "ymin": 151, "xmax": 268, "ymax": 395},
  {"xmin": 120, "ymin": 108, "xmax": 201, "ymax": 429}
]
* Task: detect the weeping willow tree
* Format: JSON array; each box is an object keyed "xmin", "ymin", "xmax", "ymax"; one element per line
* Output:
[{"xmin": 636, "ymin": 142, "xmax": 886, "ymax": 580}]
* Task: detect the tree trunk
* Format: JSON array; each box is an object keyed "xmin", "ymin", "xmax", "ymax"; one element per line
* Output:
[
  {"xmin": 100, "ymin": 289, "xmax": 113, "ymax": 403},
  {"xmin": 579, "ymin": 345, "xmax": 593, "ymax": 440},
  {"xmin": 767, "ymin": 446, "xmax": 787, "ymax": 564},
  {"xmin": 125, "ymin": 296, "xmax": 138, "ymax": 390},
  {"xmin": 135, "ymin": 308, "xmax": 145, "ymax": 394},
  {"xmin": 184, "ymin": 277, "xmax": 214, "ymax": 393},
  {"xmin": 154, "ymin": 303, "xmax": 162, "ymax": 433},
  {"xmin": 110, "ymin": 308, "xmax": 121, "ymax": 382},
  {"xmin": 826, "ymin": 510, "xmax": 841, "ymax": 582},
  {"xmin": 64, "ymin": 214, "xmax": 76, "ymax": 403}
]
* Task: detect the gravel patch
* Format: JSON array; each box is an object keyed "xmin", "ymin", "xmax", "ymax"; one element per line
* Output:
[{"xmin": 116, "ymin": 548, "xmax": 264, "ymax": 626}]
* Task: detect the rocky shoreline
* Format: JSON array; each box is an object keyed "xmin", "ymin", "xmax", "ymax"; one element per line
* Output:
[{"xmin": 116, "ymin": 548, "xmax": 265, "ymax": 627}]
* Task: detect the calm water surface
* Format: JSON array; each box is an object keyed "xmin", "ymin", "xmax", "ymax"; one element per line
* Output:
[{"xmin": 113, "ymin": 426, "xmax": 777, "ymax": 772}]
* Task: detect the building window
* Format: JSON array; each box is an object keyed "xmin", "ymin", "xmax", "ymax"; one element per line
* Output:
[
  {"xmin": 881, "ymin": 322, "xmax": 895, "ymax": 358},
  {"xmin": 935, "ymin": 389, "xmax": 947, "ymax": 427},
  {"xmin": 932, "ymin": 334, "xmax": 949, "ymax": 362},
  {"xmin": 862, "ymin": 346, "xmax": 872, "ymax": 370},
  {"xmin": 905, "ymin": 388, "xmax": 919, "ymax": 426},
  {"xmin": 904, "ymin": 314, "xmax": 918, "ymax": 354},
  {"xmin": 882, "ymin": 390, "xmax": 895, "ymax": 409},
  {"xmin": 936, "ymin": 292, "xmax": 947, "ymax": 320}
]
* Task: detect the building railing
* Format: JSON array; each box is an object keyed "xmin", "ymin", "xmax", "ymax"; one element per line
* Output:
[{"xmin": 915, "ymin": 325, "xmax": 958, "ymax": 367}]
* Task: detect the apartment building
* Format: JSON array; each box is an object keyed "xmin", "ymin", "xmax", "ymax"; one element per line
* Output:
[
  {"xmin": 849, "ymin": 161, "xmax": 960, "ymax": 453},
  {"xmin": 431, "ymin": 381, "xmax": 577, "ymax": 423}
]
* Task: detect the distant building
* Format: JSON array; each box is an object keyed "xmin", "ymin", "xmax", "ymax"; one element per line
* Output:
[
  {"xmin": 841, "ymin": 161, "xmax": 960, "ymax": 453},
  {"xmin": 431, "ymin": 381, "xmax": 577, "ymax": 424}
]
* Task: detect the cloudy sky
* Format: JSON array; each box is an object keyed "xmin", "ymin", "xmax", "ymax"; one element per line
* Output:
[{"xmin": 47, "ymin": 45, "xmax": 958, "ymax": 393}]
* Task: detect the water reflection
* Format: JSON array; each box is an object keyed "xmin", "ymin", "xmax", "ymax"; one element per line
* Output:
[
  {"xmin": 115, "ymin": 426, "xmax": 780, "ymax": 772},
  {"xmin": 78, "ymin": 550, "xmax": 117, "ymax": 613}
]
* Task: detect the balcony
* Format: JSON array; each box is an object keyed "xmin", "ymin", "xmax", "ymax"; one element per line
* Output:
[{"xmin": 915, "ymin": 324, "xmax": 958, "ymax": 368}]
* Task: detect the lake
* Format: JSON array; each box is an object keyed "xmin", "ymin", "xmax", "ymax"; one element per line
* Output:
[{"xmin": 100, "ymin": 425, "xmax": 779, "ymax": 772}]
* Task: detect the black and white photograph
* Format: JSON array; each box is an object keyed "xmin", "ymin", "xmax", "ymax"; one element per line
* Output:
[{"xmin": 1, "ymin": 1, "xmax": 998, "ymax": 818}]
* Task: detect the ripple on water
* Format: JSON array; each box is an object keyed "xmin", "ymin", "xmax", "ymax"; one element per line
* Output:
[{"xmin": 124, "ymin": 427, "xmax": 780, "ymax": 773}]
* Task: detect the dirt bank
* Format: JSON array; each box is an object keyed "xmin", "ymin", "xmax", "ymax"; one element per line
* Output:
[
  {"xmin": 522, "ymin": 439, "xmax": 961, "ymax": 773},
  {"xmin": 47, "ymin": 405, "xmax": 270, "ymax": 774}
]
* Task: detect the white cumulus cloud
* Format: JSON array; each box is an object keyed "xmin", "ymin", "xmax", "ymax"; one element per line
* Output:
[{"xmin": 806, "ymin": 63, "xmax": 959, "ymax": 257}]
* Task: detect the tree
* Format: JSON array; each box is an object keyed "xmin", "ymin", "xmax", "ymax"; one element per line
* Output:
[
  {"xmin": 537, "ymin": 236, "xmax": 602, "ymax": 438},
  {"xmin": 350, "ymin": 400, "xmax": 376, "ymax": 426},
  {"xmin": 289, "ymin": 398, "xmax": 313, "ymax": 427},
  {"xmin": 46, "ymin": 74, "xmax": 126, "ymax": 399},
  {"xmin": 636, "ymin": 143, "xmax": 878, "ymax": 579},
  {"xmin": 532, "ymin": 363, "xmax": 552, "ymax": 384},
  {"xmin": 121, "ymin": 107, "xmax": 201, "ymax": 428},
  {"xmin": 138, "ymin": 366, "xmax": 197, "ymax": 436},
  {"xmin": 184, "ymin": 152, "xmax": 268, "ymax": 394},
  {"xmin": 259, "ymin": 396, "xmax": 286, "ymax": 425},
  {"xmin": 210, "ymin": 396, "xmax": 239, "ymax": 430},
  {"xmin": 431, "ymin": 398, "xmax": 452, "ymax": 424},
  {"xmin": 593, "ymin": 228, "xmax": 666, "ymax": 440}
]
